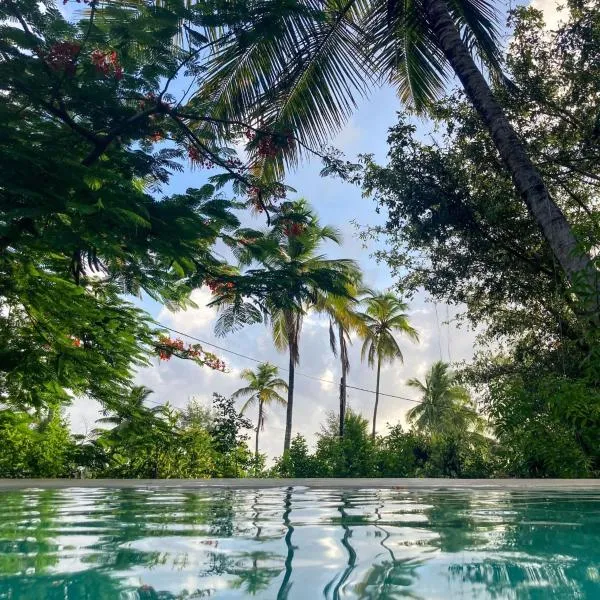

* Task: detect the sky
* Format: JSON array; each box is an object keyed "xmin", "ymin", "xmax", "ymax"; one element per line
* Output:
[{"xmin": 67, "ymin": 0, "xmax": 564, "ymax": 462}]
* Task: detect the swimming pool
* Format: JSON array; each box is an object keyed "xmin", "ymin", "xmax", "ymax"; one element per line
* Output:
[{"xmin": 0, "ymin": 486, "xmax": 598, "ymax": 598}]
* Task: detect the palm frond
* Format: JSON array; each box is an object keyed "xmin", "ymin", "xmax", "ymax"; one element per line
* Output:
[
  {"xmin": 232, "ymin": 386, "xmax": 256, "ymax": 401},
  {"xmin": 197, "ymin": 0, "xmax": 375, "ymax": 171},
  {"xmin": 240, "ymin": 395, "xmax": 258, "ymax": 413}
]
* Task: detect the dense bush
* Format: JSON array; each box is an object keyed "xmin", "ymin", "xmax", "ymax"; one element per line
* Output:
[
  {"xmin": 0, "ymin": 410, "xmax": 76, "ymax": 478},
  {"xmin": 275, "ymin": 411, "xmax": 497, "ymax": 479}
]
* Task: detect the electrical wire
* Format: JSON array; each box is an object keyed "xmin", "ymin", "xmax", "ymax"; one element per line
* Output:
[{"xmin": 152, "ymin": 320, "xmax": 424, "ymax": 405}]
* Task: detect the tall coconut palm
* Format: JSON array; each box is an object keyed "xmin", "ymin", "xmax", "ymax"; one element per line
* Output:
[
  {"xmin": 406, "ymin": 361, "xmax": 484, "ymax": 436},
  {"xmin": 318, "ymin": 287, "xmax": 369, "ymax": 438},
  {"xmin": 213, "ymin": 200, "xmax": 359, "ymax": 453},
  {"xmin": 359, "ymin": 292, "xmax": 419, "ymax": 438},
  {"xmin": 267, "ymin": 203, "xmax": 360, "ymax": 452},
  {"xmin": 196, "ymin": 0, "xmax": 598, "ymax": 300},
  {"xmin": 232, "ymin": 362, "xmax": 288, "ymax": 471}
]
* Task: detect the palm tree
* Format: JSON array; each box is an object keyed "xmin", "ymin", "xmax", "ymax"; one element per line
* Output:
[
  {"xmin": 359, "ymin": 292, "xmax": 418, "ymax": 438},
  {"xmin": 95, "ymin": 386, "xmax": 161, "ymax": 439},
  {"xmin": 197, "ymin": 0, "xmax": 598, "ymax": 300},
  {"xmin": 232, "ymin": 362, "xmax": 288, "ymax": 470},
  {"xmin": 318, "ymin": 288, "xmax": 368, "ymax": 438},
  {"xmin": 406, "ymin": 361, "xmax": 483, "ymax": 436},
  {"xmin": 213, "ymin": 200, "xmax": 359, "ymax": 453}
]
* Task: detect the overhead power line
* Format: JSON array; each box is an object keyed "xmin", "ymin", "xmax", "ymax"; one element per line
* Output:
[{"xmin": 152, "ymin": 321, "xmax": 423, "ymax": 405}]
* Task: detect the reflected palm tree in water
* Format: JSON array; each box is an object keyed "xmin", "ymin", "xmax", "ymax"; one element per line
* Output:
[
  {"xmin": 347, "ymin": 495, "xmax": 423, "ymax": 600},
  {"xmin": 2, "ymin": 489, "xmax": 599, "ymax": 599},
  {"xmin": 322, "ymin": 493, "xmax": 358, "ymax": 600},
  {"xmin": 277, "ymin": 489, "xmax": 296, "ymax": 599}
]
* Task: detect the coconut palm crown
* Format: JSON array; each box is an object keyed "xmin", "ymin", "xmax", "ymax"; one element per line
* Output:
[
  {"xmin": 233, "ymin": 362, "xmax": 288, "ymax": 469},
  {"xmin": 359, "ymin": 291, "xmax": 419, "ymax": 438},
  {"xmin": 212, "ymin": 199, "xmax": 360, "ymax": 453},
  {"xmin": 195, "ymin": 0, "xmax": 598, "ymax": 299},
  {"xmin": 406, "ymin": 360, "xmax": 483, "ymax": 436}
]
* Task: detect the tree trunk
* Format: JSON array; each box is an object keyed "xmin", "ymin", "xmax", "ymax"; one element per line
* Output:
[
  {"xmin": 425, "ymin": 0, "xmax": 599, "ymax": 312},
  {"xmin": 255, "ymin": 400, "xmax": 262, "ymax": 474},
  {"xmin": 339, "ymin": 324, "xmax": 347, "ymax": 438},
  {"xmin": 371, "ymin": 356, "xmax": 382, "ymax": 439},
  {"xmin": 339, "ymin": 376, "xmax": 346, "ymax": 438},
  {"xmin": 283, "ymin": 348, "xmax": 295, "ymax": 453}
]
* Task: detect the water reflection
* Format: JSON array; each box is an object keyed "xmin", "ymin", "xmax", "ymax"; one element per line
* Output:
[{"xmin": 0, "ymin": 487, "xmax": 598, "ymax": 598}]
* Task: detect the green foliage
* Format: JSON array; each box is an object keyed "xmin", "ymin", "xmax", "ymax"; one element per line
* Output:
[
  {"xmin": 485, "ymin": 374, "xmax": 600, "ymax": 477},
  {"xmin": 407, "ymin": 361, "xmax": 484, "ymax": 437},
  {"xmin": 0, "ymin": 0, "xmax": 303, "ymax": 413},
  {"xmin": 211, "ymin": 199, "xmax": 360, "ymax": 453},
  {"xmin": 208, "ymin": 393, "xmax": 254, "ymax": 477},
  {"xmin": 359, "ymin": 292, "xmax": 419, "ymax": 368},
  {"xmin": 195, "ymin": 0, "xmax": 502, "ymax": 170},
  {"xmin": 360, "ymin": 4, "xmax": 600, "ymax": 478},
  {"xmin": 274, "ymin": 434, "xmax": 317, "ymax": 478},
  {"xmin": 233, "ymin": 362, "xmax": 287, "ymax": 472},
  {"xmin": 376, "ymin": 425, "xmax": 430, "ymax": 477},
  {"xmin": 314, "ymin": 411, "xmax": 376, "ymax": 477},
  {"xmin": 0, "ymin": 409, "xmax": 76, "ymax": 478},
  {"xmin": 275, "ymin": 411, "xmax": 495, "ymax": 479}
]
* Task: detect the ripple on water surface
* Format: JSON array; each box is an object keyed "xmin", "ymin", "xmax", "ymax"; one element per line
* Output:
[{"xmin": 0, "ymin": 487, "xmax": 598, "ymax": 599}]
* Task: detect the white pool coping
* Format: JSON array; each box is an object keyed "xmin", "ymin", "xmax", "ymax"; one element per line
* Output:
[{"xmin": 0, "ymin": 478, "xmax": 598, "ymax": 490}]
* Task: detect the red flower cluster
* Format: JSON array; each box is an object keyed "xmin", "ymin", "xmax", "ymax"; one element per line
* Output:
[
  {"xmin": 205, "ymin": 355, "xmax": 226, "ymax": 372},
  {"xmin": 283, "ymin": 222, "xmax": 305, "ymax": 237},
  {"xmin": 46, "ymin": 41, "xmax": 81, "ymax": 75},
  {"xmin": 149, "ymin": 132, "xmax": 164, "ymax": 142},
  {"xmin": 156, "ymin": 336, "xmax": 226, "ymax": 371},
  {"xmin": 71, "ymin": 336, "xmax": 82, "ymax": 348},
  {"xmin": 272, "ymin": 184, "xmax": 288, "ymax": 201},
  {"xmin": 224, "ymin": 157, "xmax": 243, "ymax": 170},
  {"xmin": 246, "ymin": 129, "xmax": 293, "ymax": 158},
  {"xmin": 246, "ymin": 186, "xmax": 264, "ymax": 212},
  {"xmin": 138, "ymin": 93, "xmax": 156, "ymax": 109},
  {"xmin": 91, "ymin": 49, "xmax": 123, "ymax": 80},
  {"xmin": 157, "ymin": 336, "xmax": 185, "ymax": 361},
  {"xmin": 187, "ymin": 146, "xmax": 213, "ymax": 168},
  {"xmin": 206, "ymin": 280, "xmax": 235, "ymax": 294}
]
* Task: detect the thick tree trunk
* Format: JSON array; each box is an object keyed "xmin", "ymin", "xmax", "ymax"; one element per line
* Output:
[
  {"xmin": 425, "ymin": 0, "xmax": 599, "ymax": 312},
  {"xmin": 339, "ymin": 324, "xmax": 347, "ymax": 438},
  {"xmin": 283, "ymin": 349, "xmax": 295, "ymax": 453},
  {"xmin": 371, "ymin": 357, "xmax": 382, "ymax": 439},
  {"xmin": 255, "ymin": 400, "xmax": 262, "ymax": 474}
]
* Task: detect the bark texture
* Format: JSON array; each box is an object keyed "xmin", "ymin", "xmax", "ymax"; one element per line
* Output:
[
  {"xmin": 255, "ymin": 400, "xmax": 263, "ymax": 469},
  {"xmin": 372, "ymin": 357, "xmax": 382, "ymax": 439},
  {"xmin": 339, "ymin": 323, "xmax": 348, "ymax": 438},
  {"xmin": 283, "ymin": 349, "xmax": 296, "ymax": 453}
]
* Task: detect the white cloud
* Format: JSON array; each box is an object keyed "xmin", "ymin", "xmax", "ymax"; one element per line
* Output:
[
  {"xmin": 531, "ymin": 0, "xmax": 567, "ymax": 30},
  {"xmin": 319, "ymin": 369, "xmax": 335, "ymax": 391},
  {"xmin": 157, "ymin": 287, "xmax": 217, "ymax": 334}
]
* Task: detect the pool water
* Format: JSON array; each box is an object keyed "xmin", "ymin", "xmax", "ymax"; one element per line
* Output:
[{"xmin": 0, "ymin": 488, "xmax": 598, "ymax": 599}]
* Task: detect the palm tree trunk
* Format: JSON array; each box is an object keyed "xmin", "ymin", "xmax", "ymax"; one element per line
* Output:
[
  {"xmin": 339, "ymin": 324, "xmax": 347, "ymax": 438},
  {"xmin": 371, "ymin": 356, "xmax": 381, "ymax": 439},
  {"xmin": 283, "ymin": 348, "xmax": 295, "ymax": 453},
  {"xmin": 255, "ymin": 400, "xmax": 262, "ymax": 474},
  {"xmin": 425, "ymin": 0, "xmax": 598, "ymax": 309},
  {"xmin": 339, "ymin": 375, "xmax": 346, "ymax": 438}
]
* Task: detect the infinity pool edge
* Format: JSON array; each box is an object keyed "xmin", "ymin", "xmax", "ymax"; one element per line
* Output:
[{"xmin": 0, "ymin": 478, "xmax": 598, "ymax": 490}]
